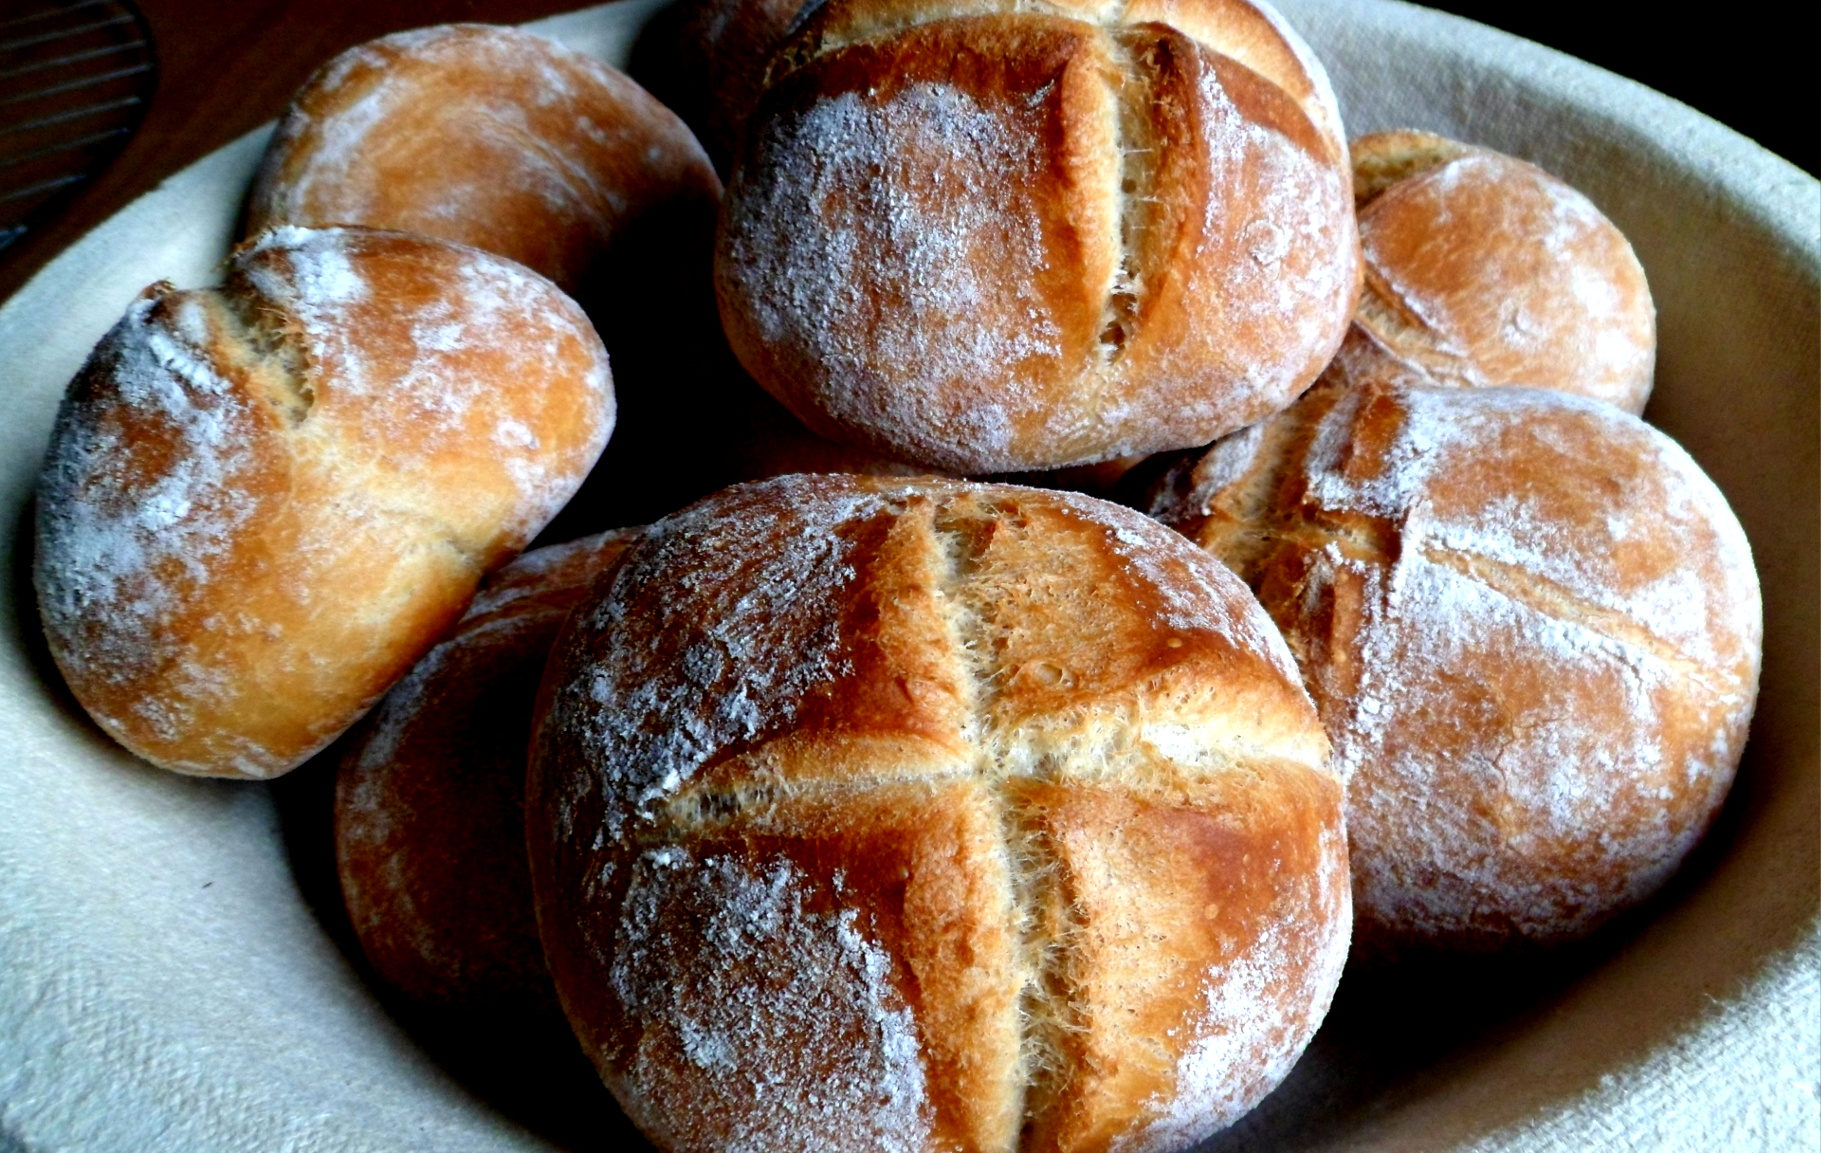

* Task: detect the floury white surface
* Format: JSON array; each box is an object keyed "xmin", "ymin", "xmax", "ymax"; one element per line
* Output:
[{"xmin": 0, "ymin": 0, "xmax": 1814, "ymax": 1150}]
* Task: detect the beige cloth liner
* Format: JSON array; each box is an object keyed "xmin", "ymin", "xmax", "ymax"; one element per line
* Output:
[{"xmin": 0, "ymin": 0, "xmax": 1812, "ymax": 1149}]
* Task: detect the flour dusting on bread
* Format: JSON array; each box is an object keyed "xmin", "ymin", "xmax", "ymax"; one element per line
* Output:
[
  {"xmin": 35, "ymin": 226, "xmax": 614, "ymax": 777},
  {"xmin": 609, "ymin": 850, "xmax": 932, "ymax": 1152},
  {"xmin": 530, "ymin": 475, "xmax": 1348, "ymax": 1149}
]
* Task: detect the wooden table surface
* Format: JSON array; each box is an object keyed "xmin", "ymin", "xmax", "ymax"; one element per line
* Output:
[{"xmin": 0, "ymin": 0, "xmax": 1811, "ymax": 307}]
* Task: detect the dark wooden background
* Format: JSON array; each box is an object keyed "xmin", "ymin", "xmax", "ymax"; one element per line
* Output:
[{"xmin": 0, "ymin": 0, "xmax": 1812, "ymax": 306}]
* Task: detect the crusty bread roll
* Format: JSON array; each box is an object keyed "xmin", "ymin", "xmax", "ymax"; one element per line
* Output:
[
  {"xmin": 245, "ymin": 22, "xmax": 757, "ymax": 534},
  {"xmin": 246, "ymin": 24, "xmax": 721, "ymax": 300},
  {"xmin": 1338, "ymin": 130, "xmax": 1656, "ymax": 413},
  {"xmin": 715, "ymin": 0, "xmax": 1360, "ymax": 474},
  {"xmin": 336, "ymin": 529, "xmax": 639, "ymax": 1020},
  {"xmin": 35, "ymin": 226, "xmax": 614, "ymax": 779},
  {"xmin": 1145, "ymin": 380, "xmax": 1761, "ymax": 951},
  {"xmin": 528, "ymin": 474, "xmax": 1349, "ymax": 1153}
]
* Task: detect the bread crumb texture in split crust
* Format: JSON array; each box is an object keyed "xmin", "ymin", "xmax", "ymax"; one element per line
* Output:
[
  {"xmin": 716, "ymin": 0, "xmax": 1360, "ymax": 475},
  {"xmin": 34, "ymin": 225, "xmax": 614, "ymax": 779},
  {"xmin": 529, "ymin": 474, "xmax": 1351, "ymax": 1153}
]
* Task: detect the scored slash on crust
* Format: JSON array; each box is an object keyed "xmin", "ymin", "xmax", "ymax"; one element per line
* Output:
[
  {"xmin": 533, "ymin": 477, "xmax": 1349, "ymax": 1152},
  {"xmin": 716, "ymin": 0, "xmax": 1358, "ymax": 473}
]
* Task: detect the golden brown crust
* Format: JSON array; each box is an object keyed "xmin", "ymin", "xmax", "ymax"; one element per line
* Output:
[
  {"xmin": 777, "ymin": 0, "xmax": 1343, "ymax": 160},
  {"xmin": 1340, "ymin": 131, "xmax": 1656, "ymax": 413},
  {"xmin": 335, "ymin": 530, "xmax": 639, "ymax": 1016},
  {"xmin": 33, "ymin": 226, "xmax": 614, "ymax": 778},
  {"xmin": 1147, "ymin": 382, "xmax": 1762, "ymax": 951},
  {"xmin": 1120, "ymin": 0, "xmax": 1344, "ymax": 155},
  {"xmin": 1011, "ymin": 771, "xmax": 1346, "ymax": 1153},
  {"xmin": 601, "ymin": 780, "xmax": 1026, "ymax": 1153},
  {"xmin": 716, "ymin": 0, "xmax": 1358, "ymax": 473},
  {"xmin": 244, "ymin": 24, "xmax": 758, "ymax": 538},
  {"xmin": 528, "ymin": 475, "xmax": 1347, "ymax": 1152},
  {"xmin": 247, "ymin": 24, "xmax": 722, "ymax": 298}
]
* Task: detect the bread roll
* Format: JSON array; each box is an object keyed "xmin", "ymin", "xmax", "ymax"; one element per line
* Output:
[
  {"xmin": 336, "ymin": 529, "xmax": 638, "ymax": 1019},
  {"xmin": 246, "ymin": 22, "xmax": 762, "ymax": 533},
  {"xmin": 715, "ymin": 0, "xmax": 1359, "ymax": 474},
  {"xmin": 1145, "ymin": 381, "xmax": 1761, "ymax": 951},
  {"xmin": 246, "ymin": 24, "xmax": 721, "ymax": 300},
  {"xmin": 1340, "ymin": 130, "xmax": 1656, "ymax": 413},
  {"xmin": 528, "ymin": 474, "xmax": 1349, "ymax": 1153},
  {"xmin": 34, "ymin": 226, "xmax": 614, "ymax": 779}
]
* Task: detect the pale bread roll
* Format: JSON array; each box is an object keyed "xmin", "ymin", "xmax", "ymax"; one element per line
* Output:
[
  {"xmin": 528, "ymin": 474, "xmax": 1349, "ymax": 1153},
  {"xmin": 336, "ymin": 529, "xmax": 639, "ymax": 1019},
  {"xmin": 246, "ymin": 24, "xmax": 721, "ymax": 299},
  {"xmin": 716, "ymin": 0, "xmax": 1360, "ymax": 474},
  {"xmin": 1145, "ymin": 381, "xmax": 1761, "ymax": 951},
  {"xmin": 35, "ymin": 226, "xmax": 614, "ymax": 779},
  {"xmin": 247, "ymin": 22, "xmax": 757, "ymax": 533},
  {"xmin": 1339, "ymin": 130, "xmax": 1656, "ymax": 413}
]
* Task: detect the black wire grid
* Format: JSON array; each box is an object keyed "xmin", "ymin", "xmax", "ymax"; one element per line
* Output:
[{"xmin": 0, "ymin": 0, "xmax": 155, "ymax": 253}]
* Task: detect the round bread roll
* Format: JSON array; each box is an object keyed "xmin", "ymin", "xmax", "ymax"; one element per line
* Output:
[
  {"xmin": 246, "ymin": 22, "xmax": 757, "ymax": 533},
  {"xmin": 336, "ymin": 528, "xmax": 639, "ymax": 1021},
  {"xmin": 715, "ymin": 0, "xmax": 1360, "ymax": 475},
  {"xmin": 246, "ymin": 24, "xmax": 721, "ymax": 299},
  {"xmin": 1340, "ymin": 130, "xmax": 1656, "ymax": 413},
  {"xmin": 34, "ymin": 225, "xmax": 614, "ymax": 779},
  {"xmin": 1145, "ymin": 380, "xmax": 1761, "ymax": 952},
  {"xmin": 528, "ymin": 474, "xmax": 1349, "ymax": 1153}
]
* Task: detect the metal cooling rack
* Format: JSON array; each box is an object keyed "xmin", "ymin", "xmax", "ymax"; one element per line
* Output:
[{"xmin": 0, "ymin": 0, "xmax": 154, "ymax": 253}]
